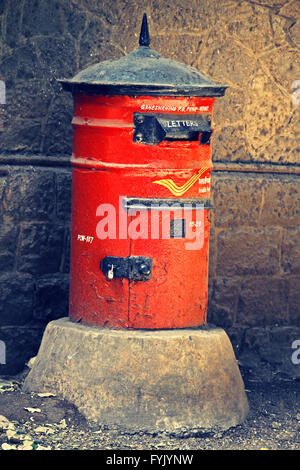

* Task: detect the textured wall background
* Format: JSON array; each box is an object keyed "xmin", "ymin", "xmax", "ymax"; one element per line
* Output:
[
  {"xmin": 0, "ymin": 0, "xmax": 299, "ymax": 380},
  {"xmin": 0, "ymin": 0, "xmax": 299, "ymax": 160}
]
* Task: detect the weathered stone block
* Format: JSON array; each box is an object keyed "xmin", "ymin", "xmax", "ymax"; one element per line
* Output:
[
  {"xmin": 213, "ymin": 123, "xmax": 249, "ymax": 162},
  {"xmin": 260, "ymin": 177, "xmax": 300, "ymax": 228},
  {"xmin": 23, "ymin": 318, "xmax": 249, "ymax": 434},
  {"xmin": 56, "ymin": 170, "xmax": 72, "ymax": 220},
  {"xmin": 21, "ymin": 0, "xmax": 66, "ymax": 37},
  {"xmin": 0, "ymin": 44, "xmax": 43, "ymax": 86},
  {"xmin": 238, "ymin": 326, "xmax": 300, "ymax": 382},
  {"xmin": 35, "ymin": 274, "xmax": 69, "ymax": 323},
  {"xmin": 35, "ymin": 36, "xmax": 77, "ymax": 78},
  {"xmin": 4, "ymin": 78, "xmax": 53, "ymax": 121},
  {"xmin": 0, "ymin": 273, "xmax": 34, "ymax": 326},
  {"xmin": 0, "ymin": 0, "xmax": 298, "ymax": 161},
  {"xmin": 242, "ymin": 71, "xmax": 295, "ymax": 163},
  {"xmin": 225, "ymin": 326, "xmax": 246, "ymax": 359},
  {"xmin": 207, "ymin": 277, "xmax": 240, "ymax": 327},
  {"xmin": 151, "ymin": 34, "xmax": 207, "ymax": 75},
  {"xmin": 237, "ymin": 278, "xmax": 289, "ymax": 327},
  {"xmin": 66, "ymin": 3, "xmax": 87, "ymax": 39},
  {"xmin": 216, "ymin": 227, "xmax": 281, "ymax": 277},
  {"xmin": 220, "ymin": 2, "xmax": 273, "ymax": 52},
  {"xmin": 0, "ymin": 221, "xmax": 19, "ymax": 271},
  {"xmin": 78, "ymin": 17, "xmax": 113, "ymax": 69},
  {"xmin": 150, "ymin": 0, "xmax": 211, "ymax": 32},
  {"xmin": 61, "ymin": 227, "xmax": 71, "ymax": 274},
  {"xmin": 4, "ymin": 0, "xmax": 23, "ymax": 48},
  {"xmin": 42, "ymin": 94, "xmax": 73, "ymax": 155},
  {"xmin": 207, "ymin": 33, "xmax": 258, "ymax": 87},
  {"xmin": 17, "ymin": 222, "xmax": 65, "ymax": 275},
  {"xmin": 212, "ymin": 175, "xmax": 263, "ymax": 228},
  {"xmin": 0, "ymin": 118, "xmax": 42, "ymax": 154},
  {"xmin": 208, "ymin": 225, "xmax": 216, "ymax": 278},
  {"xmin": 288, "ymin": 278, "xmax": 300, "ymax": 324},
  {"xmin": 0, "ymin": 177, "xmax": 6, "ymax": 204},
  {"xmin": 0, "ymin": 325, "xmax": 44, "ymax": 375},
  {"xmin": 281, "ymin": 227, "xmax": 300, "ymax": 274},
  {"xmin": 3, "ymin": 170, "xmax": 56, "ymax": 221}
]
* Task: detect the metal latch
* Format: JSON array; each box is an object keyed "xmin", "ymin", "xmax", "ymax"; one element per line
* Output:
[
  {"xmin": 133, "ymin": 113, "xmax": 212, "ymax": 145},
  {"xmin": 100, "ymin": 256, "xmax": 153, "ymax": 281}
]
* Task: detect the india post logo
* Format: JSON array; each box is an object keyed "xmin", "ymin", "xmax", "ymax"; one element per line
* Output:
[{"xmin": 153, "ymin": 167, "xmax": 209, "ymax": 196}]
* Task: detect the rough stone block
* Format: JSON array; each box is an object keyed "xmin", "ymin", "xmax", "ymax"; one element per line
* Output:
[
  {"xmin": 213, "ymin": 123, "xmax": 249, "ymax": 162},
  {"xmin": 0, "ymin": 44, "xmax": 43, "ymax": 86},
  {"xmin": 17, "ymin": 222, "xmax": 65, "ymax": 275},
  {"xmin": 216, "ymin": 227, "xmax": 281, "ymax": 277},
  {"xmin": 0, "ymin": 0, "xmax": 298, "ymax": 161},
  {"xmin": 3, "ymin": 170, "xmax": 56, "ymax": 221},
  {"xmin": 34, "ymin": 274, "xmax": 69, "ymax": 323},
  {"xmin": 238, "ymin": 326, "xmax": 300, "ymax": 382},
  {"xmin": 23, "ymin": 318, "xmax": 249, "ymax": 434},
  {"xmin": 208, "ymin": 226, "xmax": 216, "ymax": 278},
  {"xmin": 3, "ymin": 0, "xmax": 23, "ymax": 48},
  {"xmin": 66, "ymin": 3, "xmax": 87, "ymax": 39},
  {"xmin": 61, "ymin": 227, "xmax": 71, "ymax": 274},
  {"xmin": 237, "ymin": 278, "xmax": 289, "ymax": 327},
  {"xmin": 207, "ymin": 277, "xmax": 240, "ymax": 328},
  {"xmin": 260, "ymin": 178, "xmax": 300, "ymax": 228},
  {"xmin": 56, "ymin": 170, "xmax": 72, "ymax": 220},
  {"xmin": 281, "ymin": 227, "xmax": 300, "ymax": 274},
  {"xmin": 0, "ymin": 273, "xmax": 34, "ymax": 326},
  {"xmin": 225, "ymin": 326, "xmax": 246, "ymax": 359},
  {"xmin": 288, "ymin": 278, "xmax": 300, "ymax": 324},
  {"xmin": 35, "ymin": 36, "xmax": 77, "ymax": 78},
  {"xmin": 42, "ymin": 95, "xmax": 73, "ymax": 156},
  {"xmin": 0, "ymin": 177, "xmax": 6, "ymax": 204},
  {"xmin": 212, "ymin": 175, "xmax": 264, "ymax": 228},
  {"xmin": 0, "ymin": 118, "xmax": 42, "ymax": 154},
  {"xmin": 0, "ymin": 325, "xmax": 44, "ymax": 375},
  {"xmin": 21, "ymin": 0, "xmax": 66, "ymax": 37},
  {"xmin": 78, "ymin": 17, "xmax": 113, "ymax": 69},
  {"xmin": 5, "ymin": 78, "xmax": 53, "ymax": 120},
  {"xmin": 0, "ymin": 221, "xmax": 19, "ymax": 271}
]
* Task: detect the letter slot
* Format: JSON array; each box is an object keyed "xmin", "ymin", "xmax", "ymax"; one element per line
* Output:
[{"xmin": 133, "ymin": 113, "xmax": 213, "ymax": 145}]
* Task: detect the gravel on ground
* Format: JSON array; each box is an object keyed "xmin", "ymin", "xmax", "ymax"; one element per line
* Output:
[{"xmin": 0, "ymin": 371, "xmax": 299, "ymax": 451}]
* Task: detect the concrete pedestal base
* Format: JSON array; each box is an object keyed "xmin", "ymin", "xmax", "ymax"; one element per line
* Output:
[{"xmin": 23, "ymin": 318, "xmax": 249, "ymax": 435}]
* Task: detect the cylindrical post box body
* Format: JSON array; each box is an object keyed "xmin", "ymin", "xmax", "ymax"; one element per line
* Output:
[
  {"xmin": 70, "ymin": 94, "xmax": 214, "ymax": 328},
  {"xmin": 29, "ymin": 18, "xmax": 250, "ymax": 436},
  {"xmin": 60, "ymin": 15, "xmax": 227, "ymax": 329}
]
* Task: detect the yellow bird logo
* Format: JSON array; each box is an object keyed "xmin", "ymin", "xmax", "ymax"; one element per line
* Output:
[{"xmin": 153, "ymin": 167, "xmax": 209, "ymax": 196}]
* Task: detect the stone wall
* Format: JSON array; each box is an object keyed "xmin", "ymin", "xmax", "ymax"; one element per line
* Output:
[
  {"xmin": 209, "ymin": 170, "xmax": 300, "ymax": 381},
  {"xmin": 0, "ymin": 163, "xmax": 71, "ymax": 374},
  {"xmin": 0, "ymin": 0, "xmax": 299, "ymax": 160},
  {"xmin": 0, "ymin": 0, "xmax": 299, "ymax": 380}
]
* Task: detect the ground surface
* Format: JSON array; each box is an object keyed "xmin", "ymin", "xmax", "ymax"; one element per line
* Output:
[{"xmin": 0, "ymin": 371, "xmax": 299, "ymax": 451}]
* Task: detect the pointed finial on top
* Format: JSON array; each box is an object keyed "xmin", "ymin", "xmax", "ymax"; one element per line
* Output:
[{"xmin": 139, "ymin": 13, "xmax": 150, "ymax": 47}]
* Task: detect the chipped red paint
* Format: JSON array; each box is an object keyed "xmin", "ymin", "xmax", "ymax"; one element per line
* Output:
[{"xmin": 69, "ymin": 94, "xmax": 216, "ymax": 328}]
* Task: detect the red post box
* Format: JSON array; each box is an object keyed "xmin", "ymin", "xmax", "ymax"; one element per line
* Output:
[
  {"xmin": 60, "ymin": 15, "xmax": 227, "ymax": 329},
  {"xmin": 24, "ymin": 23, "xmax": 248, "ymax": 431}
]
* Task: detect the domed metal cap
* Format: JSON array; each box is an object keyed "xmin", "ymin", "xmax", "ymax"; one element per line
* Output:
[{"xmin": 59, "ymin": 14, "xmax": 228, "ymax": 97}]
